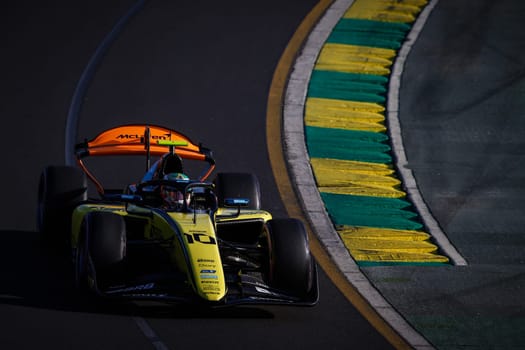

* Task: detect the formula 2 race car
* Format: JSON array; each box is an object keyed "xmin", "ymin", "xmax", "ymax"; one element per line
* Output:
[{"xmin": 37, "ymin": 124, "xmax": 318, "ymax": 306}]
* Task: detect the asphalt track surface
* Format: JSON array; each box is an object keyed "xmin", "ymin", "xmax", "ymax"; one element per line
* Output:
[
  {"xmin": 2, "ymin": 1, "xmax": 525, "ymax": 349},
  {"xmin": 1, "ymin": 1, "xmax": 393, "ymax": 349},
  {"xmin": 362, "ymin": 1, "xmax": 525, "ymax": 348}
]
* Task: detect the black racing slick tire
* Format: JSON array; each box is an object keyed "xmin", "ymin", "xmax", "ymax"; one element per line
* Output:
[
  {"xmin": 76, "ymin": 211, "xmax": 126, "ymax": 293},
  {"xmin": 214, "ymin": 172, "xmax": 261, "ymax": 210},
  {"xmin": 37, "ymin": 166, "xmax": 87, "ymax": 247},
  {"xmin": 264, "ymin": 218, "xmax": 315, "ymax": 297}
]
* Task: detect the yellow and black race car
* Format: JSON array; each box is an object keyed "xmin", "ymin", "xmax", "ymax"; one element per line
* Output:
[{"xmin": 37, "ymin": 124, "xmax": 318, "ymax": 306}]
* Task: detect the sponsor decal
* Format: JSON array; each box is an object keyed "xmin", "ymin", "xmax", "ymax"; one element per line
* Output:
[
  {"xmin": 202, "ymin": 286, "xmax": 221, "ymax": 291},
  {"xmin": 122, "ymin": 293, "xmax": 168, "ymax": 298},
  {"xmin": 198, "ymin": 263, "xmax": 216, "ymax": 268},
  {"xmin": 200, "ymin": 269, "xmax": 216, "ymax": 274},
  {"xmin": 205, "ymin": 291, "xmax": 221, "ymax": 295},
  {"xmin": 200, "ymin": 274, "xmax": 218, "ymax": 279},
  {"xmin": 116, "ymin": 133, "xmax": 170, "ymax": 140},
  {"xmin": 106, "ymin": 283, "xmax": 155, "ymax": 294},
  {"xmin": 201, "ymin": 280, "xmax": 219, "ymax": 284},
  {"xmin": 197, "ymin": 258, "xmax": 215, "ymax": 263}
]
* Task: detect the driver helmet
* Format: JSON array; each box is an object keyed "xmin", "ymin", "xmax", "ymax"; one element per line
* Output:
[{"xmin": 160, "ymin": 173, "xmax": 189, "ymax": 209}]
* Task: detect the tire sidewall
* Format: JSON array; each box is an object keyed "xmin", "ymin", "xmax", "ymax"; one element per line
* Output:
[
  {"xmin": 264, "ymin": 218, "xmax": 313, "ymax": 296},
  {"xmin": 75, "ymin": 211, "xmax": 126, "ymax": 294}
]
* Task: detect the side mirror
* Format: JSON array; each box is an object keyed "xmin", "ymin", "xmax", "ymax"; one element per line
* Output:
[{"xmin": 216, "ymin": 198, "xmax": 250, "ymax": 219}]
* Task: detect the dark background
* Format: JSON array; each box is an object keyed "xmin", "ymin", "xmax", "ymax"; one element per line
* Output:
[{"xmin": 0, "ymin": 1, "xmax": 393, "ymax": 349}]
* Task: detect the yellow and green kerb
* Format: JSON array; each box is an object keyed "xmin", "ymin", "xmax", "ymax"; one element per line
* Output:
[{"xmin": 305, "ymin": 0, "xmax": 449, "ymax": 266}]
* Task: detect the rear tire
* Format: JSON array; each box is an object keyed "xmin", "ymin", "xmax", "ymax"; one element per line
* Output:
[
  {"xmin": 76, "ymin": 211, "xmax": 126, "ymax": 294},
  {"xmin": 37, "ymin": 166, "xmax": 87, "ymax": 249},
  {"xmin": 264, "ymin": 218, "xmax": 314, "ymax": 297},
  {"xmin": 214, "ymin": 173, "xmax": 261, "ymax": 210}
]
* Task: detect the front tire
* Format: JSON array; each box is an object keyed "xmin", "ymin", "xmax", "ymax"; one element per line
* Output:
[
  {"xmin": 75, "ymin": 211, "xmax": 126, "ymax": 294},
  {"xmin": 263, "ymin": 218, "xmax": 315, "ymax": 297}
]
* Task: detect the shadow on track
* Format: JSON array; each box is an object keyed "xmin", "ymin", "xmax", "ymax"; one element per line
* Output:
[{"xmin": 0, "ymin": 230, "xmax": 273, "ymax": 320}]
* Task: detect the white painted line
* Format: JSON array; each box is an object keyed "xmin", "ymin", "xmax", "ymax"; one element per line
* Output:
[
  {"xmin": 133, "ymin": 316, "xmax": 170, "ymax": 350},
  {"xmin": 386, "ymin": 0, "xmax": 468, "ymax": 266}
]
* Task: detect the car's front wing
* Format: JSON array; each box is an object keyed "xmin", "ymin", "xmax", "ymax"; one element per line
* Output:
[{"xmin": 93, "ymin": 267, "xmax": 319, "ymax": 307}]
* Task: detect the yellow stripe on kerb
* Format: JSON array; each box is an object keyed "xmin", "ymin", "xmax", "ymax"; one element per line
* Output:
[
  {"xmin": 305, "ymin": 97, "xmax": 385, "ymax": 133},
  {"xmin": 306, "ymin": 108, "xmax": 386, "ymax": 132},
  {"xmin": 339, "ymin": 226, "xmax": 431, "ymax": 241},
  {"xmin": 306, "ymin": 95, "xmax": 385, "ymax": 122},
  {"xmin": 306, "ymin": 97, "xmax": 385, "ymax": 113},
  {"xmin": 344, "ymin": 0, "xmax": 428, "ymax": 23},
  {"xmin": 338, "ymin": 226, "xmax": 449, "ymax": 263},
  {"xmin": 315, "ymin": 44, "xmax": 395, "ymax": 75},
  {"xmin": 351, "ymin": 250, "xmax": 449, "ymax": 264},
  {"xmin": 346, "ymin": 239, "xmax": 438, "ymax": 254},
  {"xmin": 310, "ymin": 158, "xmax": 406, "ymax": 198}
]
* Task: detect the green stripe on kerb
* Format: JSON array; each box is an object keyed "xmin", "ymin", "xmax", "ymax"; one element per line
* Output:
[
  {"xmin": 305, "ymin": 126, "xmax": 392, "ymax": 164},
  {"xmin": 320, "ymin": 192, "xmax": 423, "ymax": 231},
  {"xmin": 311, "ymin": 70, "xmax": 388, "ymax": 85},
  {"xmin": 336, "ymin": 18, "xmax": 411, "ymax": 34},
  {"xmin": 308, "ymin": 70, "xmax": 387, "ymax": 103},
  {"xmin": 327, "ymin": 18, "xmax": 410, "ymax": 49}
]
